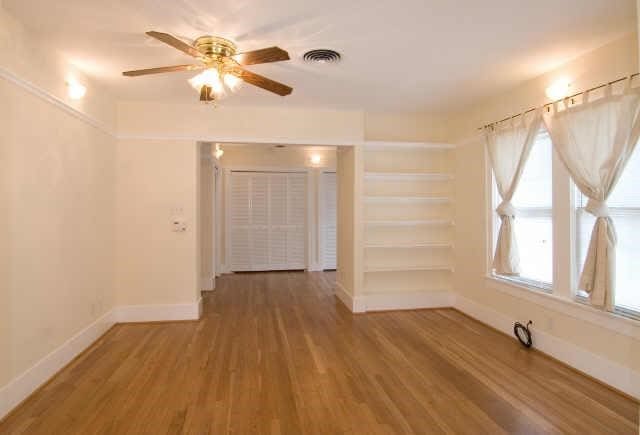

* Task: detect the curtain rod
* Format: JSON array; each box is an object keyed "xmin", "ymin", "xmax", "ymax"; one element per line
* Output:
[{"xmin": 477, "ymin": 72, "xmax": 639, "ymax": 131}]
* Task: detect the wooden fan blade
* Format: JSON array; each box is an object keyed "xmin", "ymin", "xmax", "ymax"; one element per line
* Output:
[
  {"xmin": 234, "ymin": 68, "xmax": 292, "ymax": 96},
  {"xmin": 232, "ymin": 47, "xmax": 290, "ymax": 65},
  {"xmin": 146, "ymin": 31, "xmax": 202, "ymax": 58},
  {"xmin": 123, "ymin": 64, "xmax": 203, "ymax": 77}
]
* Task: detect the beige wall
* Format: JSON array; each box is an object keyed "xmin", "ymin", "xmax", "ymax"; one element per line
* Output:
[
  {"xmin": 0, "ymin": 6, "xmax": 115, "ymax": 131},
  {"xmin": 336, "ymin": 146, "xmax": 361, "ymax": 296},
  {"xmin": 1, "ymin": 78, "xmax": 115, "ymax": 387},
  {"xmin": 1, "ymin": 4, "xmax": 116, "ymax": 392},
  {"xmin": 219, "ymin": 145, "xmax": 336, "ymax": 169},
  {"xmin": 448, "ymin": 33, "xmax": 638, "ymax": 141},
  {"xmin": 199, "ymin": 144, "xmax": 215, "ymax": 290},
  {"xmin": 118, "ymin": 101, "xmax": 365, "ymax": 145},
  {"xmin": 364, "ymin": 111, "xmax": 449, "ymax": 143},
  {"xmin": 449, "ymin": 33, "xmax": 640, "ymax": 380},
  {"xmin": 114, "ymin": 139, "xmax": 200, "ymax": 305}
]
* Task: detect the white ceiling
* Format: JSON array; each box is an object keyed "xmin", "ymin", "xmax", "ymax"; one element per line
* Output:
[{"xmin": 5, "ymin": 0, "xmax": 636, "ymax": 113}]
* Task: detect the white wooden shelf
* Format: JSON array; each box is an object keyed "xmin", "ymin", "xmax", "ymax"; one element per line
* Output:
[
  {"xmin": 365, "ymin": 219, "xmax": 454, "ymax": 227},
  {"xmin": 364, "ymin": 141, "xmax": 456, "ymax": 150},
  {"xmin": 365, "ymin": 265, "xmax": 454, "ymax": 272},
  {"xmin": 364, "ymin": 172, "xmax": 453, "ymax": 181},
  {"xmin": 365, "ymin": 242, "xmax": 453, "ymax": 249},
  {"xmin": 364, "ymin": 196, "xmax": 451, "ymax": 204}
]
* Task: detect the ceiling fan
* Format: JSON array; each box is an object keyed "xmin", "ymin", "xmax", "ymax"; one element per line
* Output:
[{"xmin": 123, "ymin": 31, "xmax": 293, "ymax": 102}]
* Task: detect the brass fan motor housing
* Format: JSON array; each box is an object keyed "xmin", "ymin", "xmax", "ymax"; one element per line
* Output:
[{"xmin": 194, "ymin": 36, "xmax": 237, "ymax": 58}]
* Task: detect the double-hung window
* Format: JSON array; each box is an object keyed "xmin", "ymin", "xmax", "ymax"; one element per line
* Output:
[
  {"xmin": 491, "ymin": 129, "xmax": 553, "ymax": 288},
  {"xmin": 575, "ymin": 145, "xmax": 640, "ymax": 317}
]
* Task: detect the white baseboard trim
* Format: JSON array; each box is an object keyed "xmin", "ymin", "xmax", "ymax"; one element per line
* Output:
[
  {"xmin": 364, "ymin": 291, "xmax": 454, "ymax": 312},
  {"xmin": 0, "ymin": 299, "xmax": 204, "ymax": 420},
  {"xmin": 0, "ymin": 309, "xmax": 116, "ymax": 419},
  {"xmin": 453, "ymin": 295, "xmax": 640, "ymax": 400},
  {"xmin": 112, "ymin": 298, "xmax": 203, "ymax": 323},
  {"xmin": 335, "ymin": 287, "xmax": 453, "ymax": 313},
  {"xmin": 201, "ymin": 276, "xmax": 215, "ymax": 291},
  {"xmin": 307, "ymin": 263, "xmax": 323, "ymax": 272},
  {"xmin": 335, "ymin": 282, "xmax": 365, "ymax": 313}
]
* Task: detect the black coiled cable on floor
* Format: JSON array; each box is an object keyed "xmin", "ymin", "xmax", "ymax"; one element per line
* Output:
[{"xmin": 514, "ymin": 320, "xmax": 533, "ymax": 348}]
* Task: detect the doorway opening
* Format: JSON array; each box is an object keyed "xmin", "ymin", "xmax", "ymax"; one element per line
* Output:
[{"xmin": 198, "ymin": 142, "xmax": 341, "ymax": 290}]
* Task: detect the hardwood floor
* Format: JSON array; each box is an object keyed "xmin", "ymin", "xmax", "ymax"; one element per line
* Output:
[{"xmin": 1, "ymin": 271, "xmax": 638, "ymax": 434}]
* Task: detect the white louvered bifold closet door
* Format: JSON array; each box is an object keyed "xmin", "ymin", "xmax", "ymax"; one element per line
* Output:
[
  {"xmin": 268, "ymin": 174, "xmax": 288, "ymax": 269},
  {"xmin": 230, "ymin": 173, "xmax": 252, "ymax": 271},
  {"xmin": 250, "ymin": 173, "xmax": 269, "ymax": 270},
  {"xmin": 230, "ymin": 171, "xmax": 307, "ymax": 271},
  {"xmin": 321, "ymin": 172, "xmax": 337, "ymax": 270},
  {"xmin": 286, "ymin": 173, "xmax": 307, "ymax": 269}
]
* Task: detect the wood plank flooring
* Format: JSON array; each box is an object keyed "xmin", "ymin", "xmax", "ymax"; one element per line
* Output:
[{"xmin": 1, "ymin": 271, "xmax": 638, "ymax": 434}]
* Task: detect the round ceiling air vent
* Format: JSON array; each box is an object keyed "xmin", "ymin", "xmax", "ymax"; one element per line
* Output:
[{"xmin": 303, "ymin": 49, "xmax": 341, "ymax": 64}]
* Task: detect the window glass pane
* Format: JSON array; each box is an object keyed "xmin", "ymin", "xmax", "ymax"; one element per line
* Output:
[
  {"xmin": 513, "ymin": 215, "xmax": 553, "ymax": 283},
  {"xmin": 493, "ymin": 130, "xmax": 553, "ymax": 286},
  {"xmin": 512, "ymin": 132, "xmax": 553, "ymax": 209},
  {"xmin": 614, "ymin": 214, "xmax": 640, "ymax": 311},
  {"xmin": 608, "ymin": 145, "xmax": 640, "ymax": 208},
  {"xmin": 575, "ymin": 146, "xmax": 640, "ymax": 313}
]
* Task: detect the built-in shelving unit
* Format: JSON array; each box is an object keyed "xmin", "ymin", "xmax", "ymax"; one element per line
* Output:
[{"xmin": 361, "ymin": 141, "xmax": 455, "ymax": 298}]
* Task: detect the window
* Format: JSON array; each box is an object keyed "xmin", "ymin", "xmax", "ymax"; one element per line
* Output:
[
  {"xmin": 575, "ymin": 145, "xmax": 640, "ymax": 316},
  {"xmin": 492, "ymin": 130, "xmax": 553, "ymax": 288}
]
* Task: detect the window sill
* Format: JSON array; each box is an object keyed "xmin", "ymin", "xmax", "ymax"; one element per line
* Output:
[
  {"xmin": 490, "ymin": 274, "xmax": 552, "ymax": 294},
  {"xmin": 484, "ymin": 275, "xmax": 640, "ymax": 341}
]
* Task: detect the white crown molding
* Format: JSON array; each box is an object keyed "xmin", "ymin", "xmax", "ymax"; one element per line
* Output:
[
  {"xmin": 118, "ymin": 134, "xmax": 364, "ymax": 147},
  {"xmin": 2, "ymin": 66, "xmax": 365, "ymax": 146},
  {"xmin": 0, "ymin": 66, "xmax": 116, "ymax": 138},
  {"xmin": 0, "ymin": 309, "xmax": 116, "ymax": 419}
]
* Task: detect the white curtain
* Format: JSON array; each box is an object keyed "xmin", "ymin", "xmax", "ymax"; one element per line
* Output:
[
  {"xmin": 485, "ymin": 110, "xmax": 542, "ymax": 275},
  {"xmin": 544, "ymin": 81, "xmax": 640, "ymax": 309}
]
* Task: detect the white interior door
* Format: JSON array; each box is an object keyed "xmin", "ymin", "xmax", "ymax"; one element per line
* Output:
[
  {"xmin": 286, "ymin": 173, "xmax": 307, "ymax": 269},
  {"xmin": 250, "ymin": 173, "xmax": 269, "ymax": 270},
  {"xmin": 321, "ymin": 172, "xmax": 337, "ymax": 270},
  {"xmin": 230, "ymin": 172, "xmax": 251, "ymax": 271},
  {"xmin": 230, "ymin": 171, "xmax": 307, "ymax": 271}
]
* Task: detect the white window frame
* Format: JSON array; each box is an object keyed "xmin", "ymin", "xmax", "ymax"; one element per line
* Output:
[
  {"xmin": 487, "ymin": 130, "xmax": 554, "ymax": 293},
  {"xmin": 485, "ymin": 128, "xmax": 640, "ymax": 324},
  {"xmin": 573, "ymin": 187, "xmax": 640, "ymax": 321}
]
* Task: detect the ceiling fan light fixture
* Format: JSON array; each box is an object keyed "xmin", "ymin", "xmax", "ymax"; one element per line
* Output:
[
  {"xmin": 123, "ymin": 31, "xmax": 293, "ymax": 102},
  {"xmin": 189, "ymin": 68, "xmax": 225, "ymax": 95},
  {"xmin": 223, "ymin": 73, "xmax": 242, "ymax": 91}
]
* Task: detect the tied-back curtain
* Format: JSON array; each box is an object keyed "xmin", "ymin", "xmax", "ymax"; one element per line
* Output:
[
  {"xmin": 543, "ymin": 81, "xmax": 640, "ymax": 309},
  {"xmin": 485, "ymin": 110, "xmax": 542, "ymax": 275}
]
